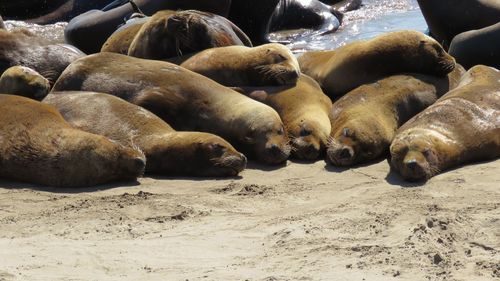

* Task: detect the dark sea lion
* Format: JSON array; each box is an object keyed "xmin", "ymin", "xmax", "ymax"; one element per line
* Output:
[
  {"xmin": 326, "ymin": 66, "xmax": 465, "ymax": 167},
  {"xmin": 65, "ymin": 0, "xmax": 231, "ymax": 54},
  {"xmin": 229, "ymin": 0, "xmax": 343, "ymax": 45},
  {"xmin": 449, "ymin": 22, "xmax": 500, "ymax": 70},
  {"xmin": 44, "ymin": 91, "xmax": 247, "ymax": 176},
  {"xmin": 0, "ymin": 94, "xmax": 145, "ymax": 187},
  {"xmin": 52, "ymin": 52, "xmax": 291, "ymax": 164},
  {"xmin": 320, "ymin": 0, "xmax": 362, "ymax": 12},
  {"xmin": 234, "ymin": 74, "xmax": 333, "ymax": 160},
  {"xmin": 390, "ymin": 65, "xmax": 500, "ymax": 182},
  {"xmin": 298, "ymin": 30, "xmax": 456, "ymax": 98},
  {"xmin": 417, "ymin": 0, "xmax": 500, "ymax": 49},
  {"xmin": 0, "ymin": 0, "xmax": 111, "ymax": 24},
  {"xmin": 127, "ymin": 10, "xmax": 252, "ymax": 60},
  {"xmin": 180, "ymin": 43, "xmax": 300, "ymax": 87},
  {"xmin": 0, "ymin": 29, "xmax": 84, "ymax": 84},
  {"xmin": 0, "ymin": 66, "xmax": 51, "ymax": 100}
]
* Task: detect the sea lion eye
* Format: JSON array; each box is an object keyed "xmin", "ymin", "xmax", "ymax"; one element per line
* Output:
[
  {"xmin": 209, "ymin": 143, "xmax": 225, "ymax": 154},
  {"xmin": 276, "ymin": 54, "xmax": 287, "ymax": 62}
]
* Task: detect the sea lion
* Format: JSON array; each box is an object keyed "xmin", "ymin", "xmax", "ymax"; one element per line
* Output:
[
  {"xmin": 449, "ymin": 22, "xmax": 500, "ymax": 69},
  {"xmin": 101, "ymin": 17, "xmax": 149, "ymax": 55},
  {"xmin": 44, "ymin": 91, "xmax": 247, "ymax": 176},
  {"xmin": 326, "ymin": 66, "xmax": 465, "ymax": 167},
  {"xmin": 228, "ymin": 0, "xmax": 343, "ymax": 45},
  {"xmin": 127, "ymin": 10, "xmax": 252, "ymax": 60},
  {"xmin": 0, "ymin": 94, "xmax": 145, "ymax": 187},
  {"xmin": 417, "ymin": 0, "xmax": 500, "ymax": 49},
  {"xmin": 180, "ymin": 43, "xmax": 300, "ymax": 87},
  {"xmin": 390, "ymin": 65, "xmax": 500, "ymax": 182},
  {"xmin": 0, "ymin": 29, "xmax": 84, "ymax": 85},
  {"xmin": 65, "ymin": 0, "xmax": 232, "ymax": 54},
  {"xmin": 0, "ymin": 0, "xmax": 112, "ymax": 24},
  {"xmin": 52, "ymin": 52, "xmax": 291, "ymax": 164},
  {"xmin": 234, "ymin": 74, "xmax": 333, "ymax": 160},
  {"xmin": 298, "ymin": 30, "xmax": 456, "ymax": 98},
  {"xmin": 0, "ymin": 66, "xmax": 51, "ymax": 100},
  {"xmin": 320, "ymin": 0, "xmax": 362, "ymax": 12}
]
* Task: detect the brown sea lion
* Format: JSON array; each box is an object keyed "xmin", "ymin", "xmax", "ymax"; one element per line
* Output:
[
  {"xmin": 127, "ymin": 10, "xmax": 252, "ymax": 60},
  {"xmin": 327, "ymin": 66, "xmax": 465, "ymax": 167},
  {"xmin": 297, "ymin": 30, "xmax": 456, "ymax": 98},
  {"xmin": 0, "ymin": 94, "xmax": 145, "ymax": 187},
  {"xmin": 390, "ymin": 65, "xmax": 500, "ymax": 182},
  {"xmin": 101, "ymin": 17, "xmax": 148, "ymax": 55},
  {"xmin": 0, "ymin": 66, "xmax": 51, "ymax": 100},
  {"xmin": 0, "ymin": 29, "xmax": 84, "ymax": 85},
  {"xmin": 0, "ymin": 16, "xmax": 5, "ymax": 29},
  {"xmin": 180, "ymin": 43, "xmax": 300, "ymax": 87},
  {"xmin": 52, "ymin": 52, "xmax": 290, "ymax": 165},
  {"xmin": 234, "ymin": 74, "xmax": 333, "ymax": 160},
  {"xmin": 44, "ymin": 91, "xmax": 247, "ymax": 177},
  {"xmin": 64, "ymin": 0, "xmax": 232, "ymax": 54}
]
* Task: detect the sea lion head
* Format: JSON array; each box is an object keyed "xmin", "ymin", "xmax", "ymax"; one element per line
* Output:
[
  {"xmin": 250, "ymin": 43, "xmax": 300, "ymax": 86},
  {"xmin": 148, "ymin": 132, "xmax": 247, "ymax": 176},
  {"xmin": 412, "ymin": 33, "xmax": 456, "ymax": 76},
  {"xmin": 390, "ymin": 129, "xmax": 442, "ymax": 181},
  {"xmin": 290, "ymin": 120, "xmax": 328, "ymax": 160},
  {"xmin": 192, "ymin": 134, "xmax": 247, "ymax": 176},
  {"xmin": 327, "ymin": 122, "xmax": 387, "ymax": 166},
  {"xmin": 167, "ymin": 10, "xmax": 243, "ymax": 53},
  {"xmin": 0, "ymin": 66, "xmax": 50, "ymax": 100},
  {"xmin": 240, "ymin": 113, "xmax": 291, "ymax": 165}
]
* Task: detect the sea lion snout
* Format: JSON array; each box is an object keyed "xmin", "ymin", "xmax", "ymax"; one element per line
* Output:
[
  {"xmin": 291, "ymin": 137, "xmax": 321, "ymax": 160},
  {"xmin": 221, "ymin": 153, "xmax": 247, "ymax": 175},
  {"xmin": 327, "ymin": 144, "xmax": 356, "ymax": 166},
  {"xmin": 400, "ymin": 152, "xmax": 430, "ymax": 181}
]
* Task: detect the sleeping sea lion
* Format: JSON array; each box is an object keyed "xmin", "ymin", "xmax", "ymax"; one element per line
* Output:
[
  {"xmin": 390, "ymin": 65, "xmax": 500, "ymax": 181},
  {"xmin": 127, "ymin": 10, "xmax": 252, "ymax": 60},
  {"xmin": 52, "ymin": 52, "xmax": 291, "ymax": 165},
  {"xmin": 234, "ymin": 74, "xmax": 333, "ymax": 160},
  {"xmin": 44, "ymin": 91, "xmax": 247, "ymax": 176},
  {"xmin": 180, "ymin": 43, "xmax": 300, "ymax": 87},
  {"xmin": 298, "ymin": 30, "xmax": 456, "ymax": 98},
  {"xmin": 0, "ymin": 29, "xmax": 84, "ymax": 85},
  {"xmin": 65, "ymin": 0, "xmax": 232, "ymax": 54},
  {"xmin": 0, "ymin": 66, "xmax": 51, "ymax": 100},
  {"xmin": 327, "ymin": 66, "xmax": 465, "ymax": 167},
  {"xmin": 0, "ymin": 94, "xmax": 145, "ymax": 187}
]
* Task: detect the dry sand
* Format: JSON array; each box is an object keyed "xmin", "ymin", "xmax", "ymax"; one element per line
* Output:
[{"xmin": 0, "ymin": 158, "xmax": 498, "ymax": 281}]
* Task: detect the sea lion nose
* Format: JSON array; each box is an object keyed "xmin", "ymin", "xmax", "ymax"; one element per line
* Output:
[
  {"xmin": 133, "ymin": 157, "xmax": 146, "ymax": 173},
  {"xmin": 339, "ymin": 147, "xmax": 352, "ymax": 159},
  {"xmin": 269, "ymin": 144, "xmax": 282, "ymax": 156},
  {"xmin": 240, "ymin": 153, "xmax": 248, "ymax": 163},
  {"xmin": 405, "ymin": 159, "xmax": 418, "ymax": 170}
]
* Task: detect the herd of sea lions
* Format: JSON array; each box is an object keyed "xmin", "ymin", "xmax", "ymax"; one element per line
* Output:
[{"xmin": 0, "ymin": 0, "xmax": 498, "ymax": 187}]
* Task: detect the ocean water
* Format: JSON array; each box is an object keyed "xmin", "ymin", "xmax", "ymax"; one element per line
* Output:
[{"xmin": 4, "ymin": 0, "xmax": 426, "ymax": 52}]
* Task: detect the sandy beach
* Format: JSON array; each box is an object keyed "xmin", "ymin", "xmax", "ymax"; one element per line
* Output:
[{"xmin": 0, "ymin": 158, "xmax": 498, "ymax": 280}]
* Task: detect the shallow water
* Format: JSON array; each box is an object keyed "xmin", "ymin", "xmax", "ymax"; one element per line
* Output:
[{"xmin": 4, "ymin": 0, "xmax": 426, "ymax": 52}]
